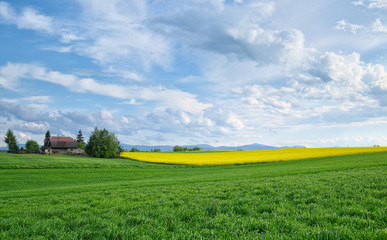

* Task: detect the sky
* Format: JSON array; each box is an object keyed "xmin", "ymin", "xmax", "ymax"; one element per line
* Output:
[{"xmin": 1, "ymin": 0, "xmax": 387, "ymax": 148}]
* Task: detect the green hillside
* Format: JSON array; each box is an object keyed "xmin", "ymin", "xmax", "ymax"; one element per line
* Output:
[{"xmin": 0, "ymin": 152, "xmax": 386, "ymax": 239}]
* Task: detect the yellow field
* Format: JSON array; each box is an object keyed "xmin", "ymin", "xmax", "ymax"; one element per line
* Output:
[{"xmin": 120, "ymin": 147, "xmax": 387, "ymax": 165}]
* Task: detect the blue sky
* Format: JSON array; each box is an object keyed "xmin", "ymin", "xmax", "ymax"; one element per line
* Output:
[{"xmin": 1, "ymin": 0, "xmax": 387, "ymax": 147}]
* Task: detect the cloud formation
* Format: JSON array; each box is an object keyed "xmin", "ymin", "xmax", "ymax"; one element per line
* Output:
[
  {"xmin": 352, "ymin": 0, "xmax": 387, "ymax": 9},
  {"xmin": 1, "ymin": 0, "xmax": 387, "ymax": 147},
  {"xmin": 334, "ymin": 20, "xmax": 364, "ymax": 34},
  {"xmin": 0, "ymin": 62, "xmax": 212, "ymax": 114},
  {"xmin": 334, "ymin": 18, "xmax": 387, "ymax": 34},
  {"xmin": 0, "ymin": 1, "xmax": 53, "ymax": 32}
]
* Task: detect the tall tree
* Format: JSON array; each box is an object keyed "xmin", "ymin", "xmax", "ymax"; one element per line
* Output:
[
  {"xmin": 76, "ymin": 130, "xmax": 85, "ymax": 144},
  {"xmin": 4, "ymin": 129, "xmax": 19, "ymax": 152},
  {"xmin": 41, "ymin": 130, "xmax": 51, "ymax": 152},
  {"xmin": 43, "ymin": 130, "xmax": 51, "ymax": 148},
  {"xmin": 85, "ymin": 127, "xmax": 120, "ymax": 158}
]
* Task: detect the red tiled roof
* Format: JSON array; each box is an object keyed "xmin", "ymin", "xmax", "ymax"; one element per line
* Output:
[{"xmin": 50, "ymin": 136, "xmax": 76, "ymax": 142}]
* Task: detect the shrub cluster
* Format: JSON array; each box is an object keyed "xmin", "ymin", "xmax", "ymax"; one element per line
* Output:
[
  {"xmin": 85, "ymin": 127, "xmax": 121, "ymax": 158},
  {"xmin": 173, "ymin": 145, "xmax": 201, "ymax": 152}
]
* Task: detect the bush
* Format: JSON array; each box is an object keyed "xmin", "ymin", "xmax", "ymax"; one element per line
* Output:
[
  {"xmin": 85, "ymin": 127, "xmax": 120, "ymax": 158},
  {"xmin": 130, "ymin": 147, "xmax": 140, "ymax": 152},
  {"xmin": 77, "ymin": 142, "xmax": 86, "ymax": 149},
  {"xmin": 174, "ymin": 145, "xmax": 201, "ymax": 152},
  {"xmin": 173, "ymin": 145, "xmax": 184, "ymax": 152},
  {"xmin": 26, "ymin": 140, "xmax": 40, "ymax": 153}
]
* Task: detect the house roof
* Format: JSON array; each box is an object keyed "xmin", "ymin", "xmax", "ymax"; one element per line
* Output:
[
  {"xmin": 50, "ymin": 136, "xmax": 76, "ymax": 142},
  {"xmin": 49, "ymin": 136, "xmax": 78, "ymax": 149}
]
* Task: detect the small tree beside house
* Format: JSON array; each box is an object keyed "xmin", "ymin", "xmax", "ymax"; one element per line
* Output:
[
  {"xmin": 76, "ymin": 130, "xmax": 86, "ymax": 149},
  {"xmin": 41, "ymin": 130, "xmax": 51, "ymax": 152}
]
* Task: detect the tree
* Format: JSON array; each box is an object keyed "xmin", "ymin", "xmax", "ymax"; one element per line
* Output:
[
  {"xmin": 77, "ymin": 142, "xmax": 86, "ymax": 149},
  {"xmin": 41, "ymin": 130, "xmax": 51, "ymax": 152},
  {"xmin": 118, "ymin": 145, "xmax": 125, "ymax": 153},
  {"xmin": 76, "ymin": 130, "xmax": 85, "ymax": 144},
  {"xmin": 173, "ymin": 145, "xmax": 184, "ymax": 152},
  {"xmin": 85, "ymin": 127, "xmax": 120, "ymax": 158},
  {"xmin": 130, "ymin": 147, "xmax": 140, "ymax": 152},
  {"xmin": 4, "ymin": 129, "xmax": 19, "ymax": 152},
  {"xmin": 192, "ymin": 147, "xmax": 201, "ymax": 151},
  {"xmin": 26, "ymin": 140, "xmax": 40, "ymax": 153}
]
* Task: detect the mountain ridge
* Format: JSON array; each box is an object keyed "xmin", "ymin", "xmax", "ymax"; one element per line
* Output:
[
  {"xmin": 120, "ymin": 143, "xmax": 305, "ymax": 152},
  {"xmin": 0, "ymin": 143, "xmax": 305, "ymax": 152}
]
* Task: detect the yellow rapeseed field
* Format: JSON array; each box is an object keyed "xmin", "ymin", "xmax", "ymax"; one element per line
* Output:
[{"xmin": 120, "ymin": 147, "xmax": 387, "ymax": 165}]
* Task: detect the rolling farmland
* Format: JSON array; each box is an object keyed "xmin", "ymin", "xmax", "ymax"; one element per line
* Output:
[{"xmin": 0, "ymin": 151, "xmax": 386, "ymax": 239}]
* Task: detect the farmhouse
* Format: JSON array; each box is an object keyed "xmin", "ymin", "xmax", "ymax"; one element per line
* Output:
[{"xmin": 45, "ymin": 136, "xmax": 84, "ymax": 155}]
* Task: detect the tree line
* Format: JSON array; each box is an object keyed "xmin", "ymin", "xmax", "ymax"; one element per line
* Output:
[
  {"xmin": 4, "ymin": 129, "xmax": 40, "ymax": 153},
  {"xmin": 3, "ymin": 128, "xmax": 203, "ymax": 158},
  {"xmin": 3, "ymin": 127, "xmax": 121, "ymax": 158},
  {"xmin": 173, "ymin": 145, "xmax": 201, "ymax": 152}
]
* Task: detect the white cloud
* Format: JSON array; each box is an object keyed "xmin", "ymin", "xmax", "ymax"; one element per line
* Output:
[
  {"xmin": 367, "ymin": 64, "xmax": 387, "ymax": 90},
  {"xmin": 66, "ymin": 0, "xmax": 172, "ymax": 71},
  {"xmin": 371, "ymin": 18, "xmax": 387, "ymax": 33},
  {"xmin": 0, "ymin": 62, "xmax": 38, "ymax": 90},
  {"xmin": 0, "ymin": 99, "xmax": 48, "ymax": 122},
  {"xmin": 368, "ymin": 0, "xmax": 387, "ymax": 9},
  {"xmin": 122, "ymin": 99, "xmax": 137, "ymax": 105},
  {"xmin": 0, "ymin": 1, "xmax": 53, "ymax": 32},
  {"xmin": 229, "ymin": 50, "xmax": 387, "ymax": 131},
  {"xmin": 0, "ymin": 1, "xmax": 12, "ymax": 20},
  {"xmin": 226, "ymin": 113, "xmax": 244, "ymax": 130},
  {"xmin": 365, "ymin": 63, "xmax": 387, "ymax": 105},
  {"xmin": 119, "ymin": 71, "xmax": 145, "ymax": 82},
  {"xmin": 17, "ymin": 8, "xmax": 53, "ymax": 33},
  {"xmin": 16, "ymin": 122, "xmax": 49, "ymax": 135},
  {"xmin": 0, "ymin": 1, "xmax": 170, "ymax": 73},
  {"xmin": 19, "ymin": 132, "xmax": 32, "ymax": 141},
  {"xmin": 0, "ymin": 62, "xmax": 212, "ymax": 114},
  {"xmin": 60, "ymin": 33, "xmax": 83, "ymax": 43},
  {"xmin": 0, "ymin": 97, "xmax": 238, "ymax": 145},
  {"xmin": 310, "ymin": 52, "xmax": 367, "ymax": 92},
  {"xmin": 352, "ymin": 0, "xmax": 365, "ymax": 6},
  {"xmin": 20, "ymin": 96, "xmax": 51, "ymax": 104},
  {"xmin": 2, "ymin": 0, "xmax": 387, "ymax": 147},
  {"xmin": 352, "ymin": 0, "xmax": 387, "ymax": 9},
  {"xmin": 334, "ymin": 20, "xmax": 364, "ymax": 34},
  {"xmin": 149, "ymin": 1, "xmax": 284, "ymax": 65},
  {"xmin": 133, "ymin": 86, "xmax": 213, "ymax": 114}
]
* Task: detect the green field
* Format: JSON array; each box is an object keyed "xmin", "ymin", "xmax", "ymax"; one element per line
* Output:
[{"xmin": 0, "ymin": 152, "xmax": 386, "ymax": 239}]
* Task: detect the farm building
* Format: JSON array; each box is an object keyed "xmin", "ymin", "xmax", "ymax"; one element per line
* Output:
[{"xmin": 45, "ymin": 136, "xmax": 84, "ymax": 155}]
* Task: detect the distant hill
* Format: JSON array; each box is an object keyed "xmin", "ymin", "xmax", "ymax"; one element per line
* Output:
[
  {"xmin": 0, "ymin": 143, "xmax": 305, "ymax": 152},
  {"xmin": 120, "ymin": 143, "xmax": 305, "ymax": 152},
  {"xmin": 0, "ymin": 144, "xmax": 27, "ymax": 151}
]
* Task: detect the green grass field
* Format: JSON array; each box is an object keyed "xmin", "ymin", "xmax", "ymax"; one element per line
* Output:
[{"xmin": 0, "ymin": 152, "xmax": 386, "ymax": 239}]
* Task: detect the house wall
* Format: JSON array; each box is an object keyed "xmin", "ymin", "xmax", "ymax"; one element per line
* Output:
[
  {"xmin": 69, "ymin": 148, "xmax": 85, "ymax": 155},
  {"xmin": 45, "ymin": 148, "xmax": 85, "ymax": 155}
]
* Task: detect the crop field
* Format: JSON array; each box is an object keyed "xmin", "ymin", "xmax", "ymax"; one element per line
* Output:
[
  {"xmin": 120, "ymin": 147, "xmax": 387, "ymax": 165},
  {"xmin": 0, "ymin": 151, "xmax": 386, "ymax": 239}
]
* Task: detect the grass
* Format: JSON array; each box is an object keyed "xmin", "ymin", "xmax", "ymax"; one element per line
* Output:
[
  {"xmin": 0, "ymin": 151, "xmax": 386, "ymax": 239},
  {"xmin": 120, "ymin": 147, "xmax": 387, "ymax": 165}
]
